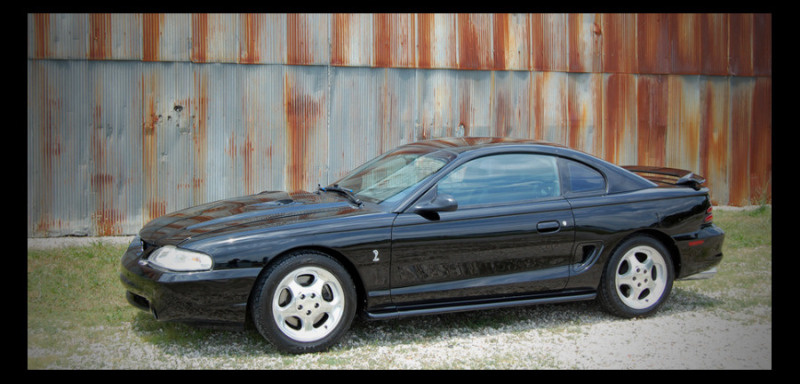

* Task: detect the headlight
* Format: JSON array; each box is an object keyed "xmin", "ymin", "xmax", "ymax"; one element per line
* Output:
[{"xmin": 147, "ymin": 245, "xmax": 213, "ymax": 272}]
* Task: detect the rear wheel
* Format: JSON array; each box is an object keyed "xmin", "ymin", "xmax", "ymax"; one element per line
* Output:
[
  {"xmin": 598, "ymin": 236, "xmax": 674, "ymax": 318},
  {"xmin": 251, "ymin": 251, "xmax": 356, "ymax": 354}
]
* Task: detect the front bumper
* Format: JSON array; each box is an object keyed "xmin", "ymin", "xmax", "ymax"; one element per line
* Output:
[{"xmin": 119, "ymin": 236, "xmax": 261, "ymax": 326}]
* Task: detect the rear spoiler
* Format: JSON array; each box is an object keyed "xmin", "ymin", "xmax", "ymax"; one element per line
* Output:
[{"xmin": 621, "ymin": 166, "xmax": 706, "ymax": 190}]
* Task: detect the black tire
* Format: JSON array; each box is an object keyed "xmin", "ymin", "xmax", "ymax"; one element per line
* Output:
[
  {"xmin": 597, "ymin": 235, "xmax": 674, "ymax": 318},
  {"xmin": 251, "ymin": 250, "xmax": 356, "ymax": 354}
]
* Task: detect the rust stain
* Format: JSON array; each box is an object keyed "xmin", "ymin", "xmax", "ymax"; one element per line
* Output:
[
  {"xmin": 457, "ymin": 14, "xmax": 491, "ymax": 70},
  {"xmin": 729, "ymin": 80, "xmax": 752, "ymax": 206},
  {"xmin": 601, "ymin": 14, "xmax": 637, "ymax": 74},
  {"xmin": 284, "ymin": 72, "xmax": 323, "ymax": 192},
  {"xmin": 287, "ymin": 14, "xmax": 318, "ymax": 65},
  {"xmin": 88, "ymin": 13, "xmax": 112, "ymax": 60},
  {"xmin": 636, "ymin": 75, "xmax": 668, "ymax": 166},
  {"xmin": 530, "ymin": 14, "xmax": 567, "ymax": 72},
  {"xmin": 191, "ymin": 13, "xmax": 209, "ymax": 63},
  {"xmin": 699, "ymin": 77, "xmax": 730, "ymax": 205},
  {"xmin": 142, "ymin": 13, "xmax": 163, "ymax": 62},
  {"xmin": 670, "ymin": 14, "xmax": 701, "ymax": 75},
  {"xmin": 700, "ymin": 14, "xmax": 728, "ymax": 75},
  {"xmin": 728, "ymin": 13, "xmax": 752, "ymax": 76},
  {"xmin": 192, "ymin": 68, "xmax": 208, "ymax": 204},
  {"xmin": 240, "ymin": 14, "xmax": 262, "ymax": 64},
  {"xmin": 330, "ymin": 14, "xmax": 350, "ymax": 66},
  {"xmin": 33, "ymin": 13, "xmax": 50, "ymax": 59},
  {"xmin": 417, "ymin": 13, "xmax": 434, "ymax": 68},
  {"xmin": 242, "ymin": 133, "xmax": 254, "ymax": 193},
  {"xmin": 373, "ymin": 14, "xmax": 391, "ymax": 67},
  {"xmin": 492, "ymin": 13, "xmax": 509, "ymax": 70},
  {"xmin": 752, "ymin": 14, "xmax": 771, "ymax": 76},
  {"xmin": 636, "ymin": 13, "xmax": 671, "ymax": 75},
  {"xmin": 568, "ymin": 13, "xmax": 602, "ymax": 73},
  {"xmin": 750, "ymin": 78, "xmax": 771, "ymax": 203},
  {"xmin": 603, "ymin": 74, "xmax": 636, "ymax": 164},
  {"xmin": 142, "ymin": 71, "xmax": 160, "ymax": 221}
]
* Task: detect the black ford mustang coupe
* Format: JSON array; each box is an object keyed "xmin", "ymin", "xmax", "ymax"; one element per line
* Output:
[{"xmin": 121, "ymin": 137, "xmax": 724, "ymax": 354}]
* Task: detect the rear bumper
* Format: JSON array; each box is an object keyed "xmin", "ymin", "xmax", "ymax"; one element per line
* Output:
[
  {"xmin": 119, "ymin": 236, "xmax": 261, "ymax": 326},
  {"xmin": 674, "ymin": 224, "xmax": 725, "ymax": 279}
]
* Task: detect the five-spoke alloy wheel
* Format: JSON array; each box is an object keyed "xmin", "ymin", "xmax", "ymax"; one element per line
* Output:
[
  {"xmin": 251, "ymin": 251, "xmax": 356, "ymax": 354},
  {"xmin": 598, "ymin": 235, "xmax": 674, "ymax": 318}
]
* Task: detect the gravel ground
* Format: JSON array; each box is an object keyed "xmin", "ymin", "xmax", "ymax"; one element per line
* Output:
[{"xmin": 27, "ymin": 206, "xmax": 772, "ymax": 369}]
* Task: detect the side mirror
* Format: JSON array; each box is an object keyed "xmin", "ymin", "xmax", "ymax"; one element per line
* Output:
[{"xmin": 412, "ymin": 193, "xmax": 458, "ymax": 214}]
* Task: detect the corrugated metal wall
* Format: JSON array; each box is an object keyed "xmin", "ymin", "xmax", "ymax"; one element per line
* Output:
[{"xmin": 27, "ymin": 13, "xmax": 772, "ymax": 237}]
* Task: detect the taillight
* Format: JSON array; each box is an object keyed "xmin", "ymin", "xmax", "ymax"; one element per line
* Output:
[{"xmin": 704, "ymin": 206, "xmax": 713, "ymax": 224}]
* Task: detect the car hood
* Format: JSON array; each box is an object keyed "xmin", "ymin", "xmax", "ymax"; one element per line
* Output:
[{"xmin": 139, "ymin": 191, "xmax": 369, "ymax": 246}]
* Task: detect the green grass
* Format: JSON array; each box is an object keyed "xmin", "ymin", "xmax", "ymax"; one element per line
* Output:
[{"xmin": 27, "ymin": 207, "xmax": 771, "ymax": 368}]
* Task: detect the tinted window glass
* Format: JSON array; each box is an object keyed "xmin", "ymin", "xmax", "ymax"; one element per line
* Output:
[
  {"xmin": 438, "ymin": 154, "xmax": 560, "ymax": 207},
  {"xmin": 565, "ymin": 160, "xmax": 605, "ymax": 193}
]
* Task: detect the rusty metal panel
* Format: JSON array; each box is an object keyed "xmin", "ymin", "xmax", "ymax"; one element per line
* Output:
[
  {"xmin": 637, "ymin": 14, "xmax": 671, "ymax": 75},
  {"xmin": 568, "ymin": 13, "xmax": 602, "ymax": 73},
  {"xmin": 373, "ymin": 13, "xmax": 417, "ymax": 68},
  {"xmin": 670, "ymin": 14, "xmax": 702, "ymax": 75},
  {"xmin": 142, "ymin": 13, "xmax": 191, "ymax": 62},
  {"xmin": 753, "ymin": 14, "xmax": 772, "ymax": 76},
  {"xmin": 28, "ymin": 60, "xmax": 91, "ymax": 236},
  {"xmin": 88, "ymin": 61, "xmax": 144, "ymax": 235},
  {"xmin": 602, "ymin": 73, "xmax": 638, "ymax": 165},
  {"xmin": 457, "ymin": 14, "xmax": 493, "ymax": 70},
  {"xmin": 636, "ymin": 75, "xmax": 669, "ymax": 167},
  {"xmin": 666, "ymin": 75, "xmax": 701, "ymax": 174},
  {"xmin": 417, "ymin": 13, "xmax": 458, "ymax": 69},
  {"xmin": 531, "ymin": 14, "xmax": 568, "ymax": 72},
  {"xmin": 699, "ymin": 14, "xmax": 729, "ymax": 75},
  {"xmin": 379, "ymin": 68, "xmax": 419, "ymax": 150},
  {"xmin": 532, "ymin": 71, "xmax": 568, "ymax": 144},
  {"xmin": 239, "ymin": 13, "xmax": 287, "ymax": 64},
  {"xmin": 29, "ymin": 13, "xmax": 88, "ymax": 60},
  {"xmin": 190, "ymin": 13, "xmax": 239, "ymax": 63},
  {"xmin": 492, "ymin": 70, "xmax": 533, "ymax": 138},
  {"xmin": 567, "ymin": 72, "xmax": 603, "ymax": 154},
  {"xmin": 328, "ymin": 66, "xmax": 381, "ymax": 181},
  {"xmin": 601, "ymin": 14, "xmax": 637, "ymax": 74},
  {"xmin": 699, "ymin": 76, "xmax": 730, "ymax": 205},
  {"xmin": 456, "ymin": 70, "xmax": 494, "ymax": 137},
  {"xmin": 331, "ymin": 13, "xmax": 373, "ymax": 67},
  {"xmin": 750, "ymin": 77, "xmax": 771, "ymax": 203},
  {"xmin": 284, "ymin": 65, "xmax": 329, "ymax": 191},
  {"xmin": 729, "ymin": 77, "xmax": 754, "ymax": 206},
  {"xmin": 492, "ymin": 14, "xmax": 531, "ymax": 70},
  {"xmin": 416, "ymin": 68, "xmax": 457, "ymax": 138},
  {"xmin": 286, "ymin": 13, "xmax": 329, "ymax": 66},
  {"xmin": 728, "ymin": 13, "xmax": 753, "ymax": 76}
]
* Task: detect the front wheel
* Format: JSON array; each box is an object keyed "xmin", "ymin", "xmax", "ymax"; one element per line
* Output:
[
  {"xmin": 597, "ymin": 236, "xmax": 674, "ymax": 318},
  {"xmin": 251, "ymin": 251, "xmax": 356, "ymax": 354}
]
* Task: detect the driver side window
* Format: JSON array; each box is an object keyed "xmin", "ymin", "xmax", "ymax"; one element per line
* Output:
[{"xmin": 437, "ymin": 154, "xmax": 560, "ymax": 207}]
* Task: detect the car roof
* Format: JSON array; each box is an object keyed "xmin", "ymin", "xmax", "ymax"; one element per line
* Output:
[{"xmin": 410, "ymin": 137, "xmax": 566, "ymax": 154}]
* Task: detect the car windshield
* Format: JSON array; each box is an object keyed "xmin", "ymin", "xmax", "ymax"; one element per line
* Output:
[{"xmin": 331, "ymin": 145, "xmax": 455, "ymax": 206}]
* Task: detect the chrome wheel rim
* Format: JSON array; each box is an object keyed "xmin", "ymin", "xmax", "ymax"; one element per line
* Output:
[
  {"xmin": 272, "ymin": 266, "xmax": 346, "ymax": 342},
  {"xmin": 614, "ymin": 245, "xmax": 668, "ymax": 310}
]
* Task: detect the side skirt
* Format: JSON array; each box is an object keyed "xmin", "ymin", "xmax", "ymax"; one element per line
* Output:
[{"xmin": 363, "ymin": 290, "xmax": 597, "ymax": 320}]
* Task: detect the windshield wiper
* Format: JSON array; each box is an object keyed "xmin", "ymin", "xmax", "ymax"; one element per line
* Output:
[{"xmin": 318, "ymin": 184, "xmax": 363, "ymax": 207}]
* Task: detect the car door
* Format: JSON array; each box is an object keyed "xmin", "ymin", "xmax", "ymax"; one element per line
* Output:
[{"xmin": 390, "ymin": 153, "xmax": 575, "ymax": 307}]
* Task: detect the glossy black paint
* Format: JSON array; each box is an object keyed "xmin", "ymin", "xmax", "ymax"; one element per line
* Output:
[{"xmin": 120, "ymin": 137, "xmax": 724, "ymax": 327}]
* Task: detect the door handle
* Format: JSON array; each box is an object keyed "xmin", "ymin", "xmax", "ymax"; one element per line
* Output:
[{"xmin": 537, "ymin": 220, "xmax": 561, "ymax": 233}]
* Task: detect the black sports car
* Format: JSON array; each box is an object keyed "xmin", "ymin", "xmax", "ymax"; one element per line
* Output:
[{"xmin": 120, "ymin": 137, "xmax": 724, "ymax": 354}]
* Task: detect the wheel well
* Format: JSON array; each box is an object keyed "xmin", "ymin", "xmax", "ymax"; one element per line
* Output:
[{"xmin": 244, "ymin": 246, "xmax": 367, "ymax": 330}]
